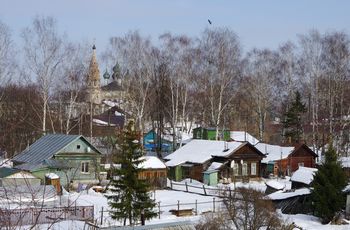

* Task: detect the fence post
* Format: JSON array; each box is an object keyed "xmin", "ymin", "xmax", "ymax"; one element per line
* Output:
[
  {"xmin": 158, "ymin": 202, "xmax": 161, "ymax": 219},
  {"xmin": 100, "ymin": 207, "xmax": 104, "ymax": 225},
  {"xmin": 177, "ymin": 200, "xmax": 180, "ymax": 213},
  {"xmin": 213, "ymin": 197, "xmax": 215, "ymax": 213},
  {"xmin": 75, "ymin": 201, "xmax": 77, "ymax": 216},
  {"xmin": 185, "ymin": 182, "xmax": 188, "ymax": 192},
  {"xmin": 170, "ymin": 180, "xmax": 173, "ymax": 189},
  {"xmin": 195, "ymin": 200, "xmax": 198, "ymax": 215},
  {"xmin": 202, "ymin": 185, "xmax": 207, "ymax": 195}
]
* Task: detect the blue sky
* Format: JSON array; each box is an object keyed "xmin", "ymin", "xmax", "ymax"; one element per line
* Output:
[{"xmin": 1, "ymin": 0, "xmax": 350, "ymax": 53}]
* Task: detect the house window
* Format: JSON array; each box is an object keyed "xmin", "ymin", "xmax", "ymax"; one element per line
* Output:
[
  {"xmin": 251, "ymin": 162, "xmax": 257, "ymax": 176},
  {"xmin": 81, "ymin": 162, "xmax": 89, "ymax": 173},
  {"xmin": 233, "ymin": 164, "xmax": 239, "ymax": 176},
  {"xmin": 298, "ymin": 162, "xmax": 304, "ymax": 167},
  {"xmin": 242, "ymin": 163, "xmax": 248, "ymax": 176},
  {"xmin": 77, "ymin": 145, "xmax": 81, "ymax": 149}
]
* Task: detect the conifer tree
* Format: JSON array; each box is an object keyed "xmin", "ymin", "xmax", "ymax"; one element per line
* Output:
[
  {"xmin": 107, "ymin": 121, "xmax": 157, "ymax": 226},
  {"xmin": 283, "ymin": 91, "xmax": 307, "ymax": 143},
  {"xmin": 311, "ymin": 142, "xmax": 347, "ymax": 224}
]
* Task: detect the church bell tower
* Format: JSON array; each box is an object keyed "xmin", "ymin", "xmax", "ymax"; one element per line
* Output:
[{"xmin": 86, "ymin": 45, "xmax": 101, "ymax": 104}]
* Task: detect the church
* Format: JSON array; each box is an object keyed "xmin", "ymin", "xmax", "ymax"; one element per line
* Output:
[
  {"xmin": 85, "ymin": 45, "xmax": 125, "ymax": 108},
  {"xmin": 70, "ymin": 45, "xmax": 127, "ymax": 137}
]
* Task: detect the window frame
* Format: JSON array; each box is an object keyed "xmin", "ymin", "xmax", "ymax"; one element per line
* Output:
[{"xmin": 81, "ymin": 161, "xmax": 90, "ymax": 174}]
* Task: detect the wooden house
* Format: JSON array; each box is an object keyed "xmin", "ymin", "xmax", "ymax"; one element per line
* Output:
[
  {"xmin": 256, "ymin": 143, "xmax": 318, "ymax": 177},
  {"xmin": 143, "ymin": 130, "xmax": 172, "ymax": 152},
  {"xmin": 13, "ymin": 134, "xmax": 102, "ymax": 187},
  {"xmin": 165, "ymin": 140, "xmax": 265, "ymax": 182},
  {"xmin": 193, "ymin": 127, "xmax": 230, "ymax": 141},
  {"xmin": 138, "ymin": 156, "xmax": 167, "ymax": 189}
]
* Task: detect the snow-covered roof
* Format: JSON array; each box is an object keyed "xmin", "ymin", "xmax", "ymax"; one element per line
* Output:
[
  {"xmin": 162, "ymin": 132, "xmax": 193, "ymax": 144},
  {"xmin": 291, "ymin": 167, "xmax": 318, "ymax": 185},
  {"xmin": 0, "ymin": 158, "xmax": 12, "ymax": 168},
  {"xmin": 102, "ymin": 100, "xmax": 119, "ymax": 107},
  {"xmin": 230, "ymin": 131, "xmax": 259, "ymax": 145},
  {"xmin": 207, "ymin": 162, "xmax": 223, "ymax": 171},
  {"xmin": 165, "ymin": 140, "xmax": 244, "ymax": 166},
  {"xmin": 340, "ymin": 157, "xmax": 350, "ymax": 168},
  {"xmin": 93, "ymin": 118, "xmax": 116, "ymax": 126},
  {"xmin": 6, "ymin": 171, "xmax": 37, "ymax": 179},
  {"xmin": 45, "ymin": 173, "xmax": 60, "ymax": 179},
  {"xmin": 268, "ymin": 188, "xmax": 311, "ymax": 200},
  {"xmin": 255, "ymin": 143, "xmax": 294, "ymax": 163},
  {"xmin": 265, "ymin": 180, "xmax": 285, "ymax": 190},
  {"xmin": 138, "ymin": 156, "xmax": 166, "ymax": 169}
]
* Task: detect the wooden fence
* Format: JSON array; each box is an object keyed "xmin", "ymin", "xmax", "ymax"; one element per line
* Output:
[
  {"xmin": 169, "ymin": 180, "xmax": 233, "ymax": 197},
  {"xmin": 0, "ymin": 205, "xmax": 94, "ymax": 226}
]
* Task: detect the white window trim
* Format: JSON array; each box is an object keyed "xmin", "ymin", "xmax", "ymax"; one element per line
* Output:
[
  {"xmin": 242, "ymin": 163, "xmax": 248, "ymax": 176},
  {"xmin": 81, "ymin": 161, "xmax": 90, "ymax": 174},
  {"xmin": 251, "ymin": 162, "xmax": 257, "ymax": 176}
]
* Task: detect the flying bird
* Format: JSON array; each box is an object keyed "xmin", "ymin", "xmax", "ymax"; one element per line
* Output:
[{"xmin": 208, "ymin": 19, "xmax": 212, "ymax": 25}]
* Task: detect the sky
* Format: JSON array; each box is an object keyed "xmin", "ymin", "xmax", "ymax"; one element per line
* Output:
[{"xmin": 1, "ymin": 0, "xmax": 350, "ymax": 54}]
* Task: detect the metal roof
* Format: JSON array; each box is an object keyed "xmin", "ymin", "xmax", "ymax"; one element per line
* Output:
[
  {"xmin": 13, "ymin": 134, "xmax": 101, "ymax": 164},
  {"xmin": 15, "ymin": 159, "xmax": 72, "ymax": 171},
  {"xmin": 0, "ymin": 167, "xmax": 20, "ymax": 178}
]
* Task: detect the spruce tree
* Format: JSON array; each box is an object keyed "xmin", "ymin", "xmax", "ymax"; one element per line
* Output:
[
  {"xmin": 107, "ymin": 121, "xmax": 157, "ymax": 226},
  {"xmin": 282, "ymin": 91, "xmax": 307, "ymax": 143},
  {"xmin": 311, "ymin": 142, "xmax": 347, "ymax": 224}
]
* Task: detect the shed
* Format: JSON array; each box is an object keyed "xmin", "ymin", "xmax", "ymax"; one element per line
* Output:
[
  {"xmin": 138, "ymin": 156, "xmax": 167, "ymax": 189},
  {"xmin": 203, "ymin": 170, "xmax": 218, "ymax": 186},
  {"xmin": 193, "ymin": 127, "xmax": 230, "ymax": 141},
  {"xmin": 290, "ymin": 166, "xmax": 318, "ymax": 189},
  {"xmin": 0, "ymin": 167, "xmax": 40, "ymax": 187},
  {"xmin": 45, "ymin": 173, "xmax": 61, "ymax": 194}
]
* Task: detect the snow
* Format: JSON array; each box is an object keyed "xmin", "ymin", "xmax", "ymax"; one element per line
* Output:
[
  {"xmin": 45, "ymin": 172, "xmax": 60, "ymax": 179},
  {"xmin": 67, "ymin": 188, "xmax": 222, "ymax": 228},
  {"xmin": 268, "ymin": 188, "xmax": 311, "ymax": 200},
  {"xmin": 138, "ymin": 156, "xmax": 167, "ymax": 169},
  {"xmin": 207, "ymin": 162, "xmax": 223, "ymax": 171},
  {"xmin": 7, "ymin": 171, "xmax": 37, "ymax": 179},
  {"xmin": 162, "ymin": 131, "xmax": 193, "ymax": 144},
  {"xmin": 92, "ymin": 118, "xmax": 116, "ymax": 126},
  {"xmin": 0, "ymin": 158, "xmax": 12, "ymax": 168},
  {"xmin": 291, "ymin": 166, "xmax": 318, "ymax": 185},
  {"xmin": 102, "ymin": 100, "xmax": 118, "ymax": 107},
  {"xmin": 265, "ymin": 180, "xmax": 286, "ymax": 190},
  {"xmin": 255, "ymin": 143, "xmax": 294, "ymax": 163},
  {"xmin": 340, "ymin": 157, "xmax": 350, "ymax": 168},
  {"xmin": 280, "ymin": 211, "xmax": 350, "ymax": 230},
  {"xmin": 165, "ymin": 140, "xmax": 244, "ymax": 166},
  {"xmin": 230, "ymin": 131, "xmax": 259, "ymax": 145}
]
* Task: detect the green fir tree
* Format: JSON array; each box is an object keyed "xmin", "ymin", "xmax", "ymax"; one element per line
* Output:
[
  {"xmin": 311, "ymin": 142, "xmax": 347, "ymax": 224},
  {"xmin": 107, "ymin": 121, "xmax": 157, "ymax": 226},
  {"xmin": 283, "ymin": 91, "xmax": 307, "ymax": 143}
]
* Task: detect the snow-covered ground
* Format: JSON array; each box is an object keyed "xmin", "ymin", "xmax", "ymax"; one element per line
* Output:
[
  {"xmin": 281, "ymin": 212, "xmax": 350, "ymax": 230},
  {"xmin": 17, "ymin": 178, "xmax": 349, "ymax": 229}
]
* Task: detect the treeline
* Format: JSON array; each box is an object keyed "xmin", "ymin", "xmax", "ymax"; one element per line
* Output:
[{"xmin": 0, "ymin": 16, "xmax": 349, "ymax": 157}]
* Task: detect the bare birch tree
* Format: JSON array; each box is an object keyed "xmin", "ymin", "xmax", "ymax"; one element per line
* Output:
[
  {"xmin": 298, "ymin": 30, "xmax": 324, "ymax": 152},
  {"xmin": 22, "ymin": 16, "xmax": 67, "ymax": 134},
  {"xmin": 245, "ymin": 48, "xmax": 279, "ymax": 141},
  {"xmin": 107, "ymin": 31, "xmax": 155, "ymax": 139},
  {"xmin": 198, "ymin": 28, "xmax": 242, "ymax": 140},
  {"xmin": 159, "ymin": 33, "xmax": 194, "ymax": 149}
]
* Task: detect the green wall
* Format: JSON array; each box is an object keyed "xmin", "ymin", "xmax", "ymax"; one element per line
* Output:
[{"xmin": 193, "ymin": 127, "xmax": 230, "ymax": 141}]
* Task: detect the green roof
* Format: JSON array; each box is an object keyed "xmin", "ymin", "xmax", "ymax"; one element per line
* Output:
[
  {"xmin": 0, "ymin": 167, "xmax": 20, "ymax": 178},
  {"xmin": 13, "ymin": 134, "xmax": 101, "ymax": 164}
]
